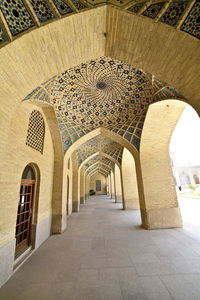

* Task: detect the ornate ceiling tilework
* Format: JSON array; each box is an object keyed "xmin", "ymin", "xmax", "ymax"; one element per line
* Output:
[
  {"xmin": 86, "ymin": 164, "xmax": 110, "ymax": 175},
  {"xmin": 152, "ymin": 76, "xmax": 166, "ymax": 90},
  {"xmin": 0, "ymin": 0, "xmax": 34, "ymax": 36},
  {"xmin": 0, "ymin": 23, "xmax": 8, "ymax": 45},
  {"xmin": 89, "ymin": 169, "xmax": 108, "ymax": 177},
  {"xmin": 127, "ymin": 2, "xmax": 146, "ymax": 13},
  {"xmin": 153, "ymin": 86, "xmax": 186, "ymax": 101},
  {"xmin": 84, "ymin": 0, "xmax": 106, "ymax": 6},
  {"xmin": 52, "ymin": 0, "xmax": 74, "ymax": 15},
  {"xmin": 70, "ymin": 0, "xmax": 87, "ymax": 10},
  {"xmin": 84, "ymin": 155, "xmax": 114, "ymax": 169},
  {"xmin": 85, "ymin": 0, "xmax": 132, "ymax": 7},
  {"xmin": 28, "ymin": 0, "xmax": 56, "ymax": 23},
  {"xmin": 0, "ymin": 0, "xmax": 199, "ymax": 42},
  {"xmin": 24, "ymin": 56, "xmax": 187, "ymax": 152},
  {"xmin": 24, "ymin": 77, "xmax": 56, "ymax": 102},
  {"xmin": 142, "ymin": 2, "xmax": 165, "ymax": 19},
  {"xmin": 76, "ymin": 136, "xmax": 123, "ymax": 165},
  {"xmin": 52, "ymin": 56, "xmax": 155, "ymax": 151},
  {"xmin": 181, "ymin": 0, "xmax": 200, "ymax": 39},
  {"xmin": 160, "ymin": 1, "xmax": 188, "ymax": 27},
  {"xmin": 24, "ymin": 87, "xmax": 50, "ymax": 102}
]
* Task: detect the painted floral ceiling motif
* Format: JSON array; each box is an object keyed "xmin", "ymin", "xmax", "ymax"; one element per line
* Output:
[{"xmin": 76, "ymin": 135, "xmax": 123, "ymax": 166}]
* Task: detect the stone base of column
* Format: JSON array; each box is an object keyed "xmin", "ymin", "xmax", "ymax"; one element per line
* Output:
[
  {"xmin": 72, "ymin": 201, "xmax": 79, "ymax": 212},
  {"xmin": 52, "ymin": 214, "xmax": 67, "ymax": 234},
  {"xmin": 124, "ymin": 198, "xmax": 140, "ymax": 210},
  {"xmin": 0, "ymin": 239, "xmax": 15, "ymax": 288},
  {"xmin": 141, "ymin": 207, "xmax": 182, "ymax": 229},
  {"xmin": 80, "ymin": 196, "xmax": 85, "ymax": 204}
]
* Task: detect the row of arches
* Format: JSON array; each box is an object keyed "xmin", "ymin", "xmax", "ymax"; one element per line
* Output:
[{"xmin": 1, "ymin": 97, "xmax": 199, "ymax": 288}]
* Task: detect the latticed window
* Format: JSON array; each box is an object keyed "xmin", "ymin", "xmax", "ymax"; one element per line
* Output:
[{"xmin": 26, "ymin": 110, "xmax": 45, "ymax": 154}]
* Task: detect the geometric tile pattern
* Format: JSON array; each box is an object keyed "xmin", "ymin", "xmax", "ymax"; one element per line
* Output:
[
  {"xmin": 28, "ymin": 0, "xmax": 56, "ymax": 23},
  {"xmin": 84, "ymin": 155, "xmax": 115, "ymax": 170},
  {"xmin": 0, "ymin": 0, "xmax": 35, "ymax": 36},
  {"xmin": 70, "ymin": 0, "xmax": 87, "ymax": 10},
  {"xmin": 52, "ymin": 0, "xmax": 74, "ymax": 15},
  {"xmin": 127, "ymin": 2, "xmax": 146, "ymax": 13},
  {"xmin": 160, "ymin": 1, "xmax": 188, "ymax": 27},
  {"xmin": 142, "ymin": 2, "xmax": 165, "ymax": 18},
  {"xmin": 88, "ymin": 166, "xmax": 110, "ymax": 176},
  {"xmin": 24, "ymin": 56, "xmax": 187, "ymax": 153},
  {"xmin": 51, "ymin": 56, "xmax": 156, "ymax": 151},
  {"xmin": 153, "ymin": 86, "xmax": 186, "ymax": 101},
  {"xmin": 0, "ymin": 23, "xmax": 8, "ymax": 45},
  {"xmin": 26, "ymin": 110, "xmax": 45, "ymax": 154},
  {"xmin": 23, "ymin": 87, "xmax": 50, "ymax": 103},
  {"xmin": 85, "ymin": 0, "xmax": 132, "ymax": 7},
  {"xmin": 181, "ymin": 0, "xmax": 200, "ymax": 39},
  {"xmin": 76, "ymin": 136, "xmax": 123, "ymax": 166},
  {"xmin": 0, "ymin": 0, "xmax": 198, "ymax": 43},
  {"xmin": 86, "ymin": 163, "xmax": 111, "ymax": 175},
  {"xmin": 89, "ymin": 168, "xmax": 109, "ymax": 177},
  {"xmin": 24, "ymin": 77, "xmax": 56, "ymax": 102}
]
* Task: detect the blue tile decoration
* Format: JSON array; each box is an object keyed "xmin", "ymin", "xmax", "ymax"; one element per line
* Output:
[
  {"xmin": 52, "ymin": 0, "xmax": 73, "ymax": 15},
  {"xmin": 50, "ymin": 56, "xmax": 156, "ymax": 151},
  {"xmin": 29, "ymin": 0, "xmax": 56, "ymax": 23},
  {"xmin": 86, "ymin": 162, "xmax": 111, "ymax": 175},
  {"xmin": 70, "ymin": 0, "xmax": 87, "ymax": 10},
  {"xmin": 153, "ymin": 86, "xmax": 186, "ymax": 101},
  {"xmin": 127, "ymin": 2, "xmax": 146, "ymax": 13},
  {"xmin": 23, "ymin": 87, "xmax": 51, "ymax": 102},
  {"xmin": 181, "ymin": 0, "xmax": 200, "ymax": 39},
  {"xmin": 0, "ymin": 0, "xmax": 34, "ymax": 36},
  {"xmin": 142, "ymin": 2, "xmax": 165, "ymax": 19},
  {"xmin": 160, "ymin": 1, "xmax": 188, "ymax": 27},
  {"xmin": 24, "ymin": 56, "xmax": 187, "ymax": 153},
  {"xmin": 76, "ymin": 136, "xmax": 124, "ymax": 166},
  {"xmin": 0, "ymin": 23, "xmax": 8, "ymax": 45}
]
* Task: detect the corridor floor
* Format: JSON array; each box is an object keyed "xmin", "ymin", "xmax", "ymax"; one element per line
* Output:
[{"xmin": 1, "ymin": 195, "xmax": 200, "ymax": 300}]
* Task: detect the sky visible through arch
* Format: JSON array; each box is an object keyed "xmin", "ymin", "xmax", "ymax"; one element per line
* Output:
[{"xmin": 170, "ymin": 105, "xmax": 200, "ymax": 167}]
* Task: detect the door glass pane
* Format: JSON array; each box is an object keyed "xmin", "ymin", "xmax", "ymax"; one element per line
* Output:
[{"xmin": 15, "ymin": 177, "xmax": 35, "ymax": 255}]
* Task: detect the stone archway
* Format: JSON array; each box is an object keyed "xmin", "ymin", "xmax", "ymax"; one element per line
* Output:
[{"xmin": 140, "ymin": 99, "xmax": 187, "ymax": 229}]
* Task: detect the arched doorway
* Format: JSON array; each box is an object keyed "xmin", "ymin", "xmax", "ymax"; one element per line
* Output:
[{"xmin": 15, "ymin": 165, "xmax": 36, "ymax": 256}]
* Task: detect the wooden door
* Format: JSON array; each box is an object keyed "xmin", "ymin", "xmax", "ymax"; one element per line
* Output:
[
  {"xmin": 15, "ymin": 179, "xmax": 35, "ymax": 256},
  {"xmin": 96, "ymin": 180, "xmax": 101, "ymax": 192}
]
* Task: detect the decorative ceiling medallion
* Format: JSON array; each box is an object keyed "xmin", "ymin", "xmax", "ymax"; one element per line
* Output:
[{"xmin": 52, "ymin": 56, "xmax": 155, "ymax": 151}]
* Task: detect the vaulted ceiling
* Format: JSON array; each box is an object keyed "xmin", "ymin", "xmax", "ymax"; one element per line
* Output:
[
  {"xmin": 0, "ymin": 0, "xmax": 199, "ymax": 50},
  {"xmin": 24, "ymin": 56, "xmax": 186, "ymax": 153},
  {"xmin": 76, "ymin": 135, "xmax": 123, "ymax": 165},
  {"xmin": 84, "ymin": 155, "xmax": 115, "ymax": 170},
  {"xmin": 0, "ymin": 0, "xmax": 198, "ymax": 173}
]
